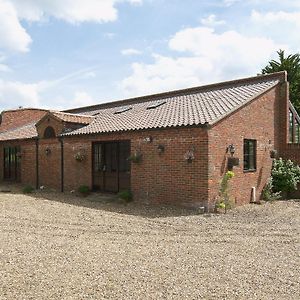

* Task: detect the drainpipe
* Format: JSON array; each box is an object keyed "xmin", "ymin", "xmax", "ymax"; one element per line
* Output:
[
  {"xmin": 59, "ymin": 137, "xmax": 64, "ymax": 192},
  {"xmin": 35, "ymin": 138, "xmax": 39, "ymax": 189}
]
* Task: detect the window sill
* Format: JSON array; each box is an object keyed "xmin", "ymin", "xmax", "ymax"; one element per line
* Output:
[{"xmin": 243, "ymin": 169, "xmax": 257, "ymax": 173}]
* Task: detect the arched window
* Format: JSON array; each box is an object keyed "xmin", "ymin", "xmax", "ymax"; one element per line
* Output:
[{"xmin": 44, "ymin": 126, "xmax": 56, "ymax": 138}]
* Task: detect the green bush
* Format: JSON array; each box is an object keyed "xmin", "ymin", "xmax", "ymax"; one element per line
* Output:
[
  {"xmin": 23, "ymin": 185, "xmax": 34, "ymax": 194},
  {"xmin": 118, "ymin": 190, "xmax": 133, "ymax": 203},
  {"xmin": 262, "ymin": 177, "xmax": 281, "ymax": 201},
  {"xmin": 78, "ymin": 185, "xmax": 90, "ymax": 195},
  {"xmin": 271, "ymin": 158, "xmax": 300, "ymax": 193}
]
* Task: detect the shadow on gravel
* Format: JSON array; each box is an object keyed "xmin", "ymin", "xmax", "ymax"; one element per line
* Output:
[{"xmin": 0, "ymin": 183, "xmax": 200, "ymax": 219}]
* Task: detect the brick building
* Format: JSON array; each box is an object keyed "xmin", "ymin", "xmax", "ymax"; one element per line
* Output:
[{"xmin": 0, "ymin": 71, "xmax": 299, "ymax": 210}]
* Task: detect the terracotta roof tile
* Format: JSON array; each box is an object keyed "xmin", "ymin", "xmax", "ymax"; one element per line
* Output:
[
  {"xmin": 63, "ymin": 72, "xmax": 285, "ymax": 136},
  {"xmin": 0, "ymin": 123, "xmax": 37, "ymax": 141}
]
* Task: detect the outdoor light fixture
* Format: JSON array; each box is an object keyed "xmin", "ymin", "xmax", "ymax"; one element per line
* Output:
[
  {"xmin": 227, "ymin": 144, "xmax": 235, "ymax": 156},
  {"xmin": 45, "ymin": 147, "xmax": 51, "ymax": 156},
  {"xmin": 157, "ymin": 144, "xmax": 165, "ymax": 154},
  {"xmin": 143, "ymin": 136, "xmax": 153, "ymax": 143}
]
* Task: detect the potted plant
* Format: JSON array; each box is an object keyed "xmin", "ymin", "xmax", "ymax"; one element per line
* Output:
[{"xmin": 74, "ymin": 152, "xmax": 86, "ymax": 162}]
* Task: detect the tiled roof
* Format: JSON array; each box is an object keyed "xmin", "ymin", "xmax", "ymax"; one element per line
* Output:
[
  {"xmin": 63, "ymin": 72, "xmax": 286, "ymax": 136},
  {"xmin": 0, "ymin": 123, "xmax": 37, "ymax": 141},
  {"xmin": 51, "ymin": 111, "xmax": 94, "ymax": 124}
]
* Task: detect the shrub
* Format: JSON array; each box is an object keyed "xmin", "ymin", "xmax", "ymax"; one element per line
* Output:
[
  {"xmin": 262, "ymin": 177, "xmax": 281, "ymax": 201},
  {"xmin": 216, "ymin": 201, "xmax": 226, "ymax": 209},
  {"xmin": 118, "ymin": 190, "xmax": 133, "ymax": 203},
  {"xmin": 220, "ymin": 171, "xmax": 234, "ymax": 202},
  {"xmin": 23, "ymin": 185, "xmax": 34, "ymax": 194},
  {"xmin": 271, "ymin": 158, "xmax": 300, "ymax": 194},
  {"xmin": 78, "ymin": 185, "xmax": 90, "ymax": 196}
]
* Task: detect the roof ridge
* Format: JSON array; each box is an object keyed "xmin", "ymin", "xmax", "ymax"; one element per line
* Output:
[
  {"xmin": 64, "ymin": 71, "xmax": 287, "ymax": 113},
  {"xmin": 1, "ymin": 108, "xmax": 49, "ymax": 114},
  {"xmin": 51, "ymin": 111, "xmax": 94, "ymax": 118}
]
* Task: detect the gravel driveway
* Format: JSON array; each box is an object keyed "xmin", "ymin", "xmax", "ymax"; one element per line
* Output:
[{"xmin": 0, "ymin": 186, "xmax": 299, "ymax": 299}]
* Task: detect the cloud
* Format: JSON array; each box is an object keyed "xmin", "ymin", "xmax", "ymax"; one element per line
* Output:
[
  {"xmin": 0, "ymin": 0, "xmax": 32, "ymax": 52},
  {"xmin": 0, "ymin": 54, "xmax": 12, "ymax": 72},
  {"xmin": 250, "ymin": 10, "xmax": 300, "ymax": 52},
  {"xmin": 121, "ymin": 48, "xmax": 142, "ymax": 56},
  {"xmin": 201, "ymin": 14, "xmax": 226, "ymax": 27},
  {"xmin": 73, "ymin": 91, "xmax": 96, "ymax": 107},
  {"xmin": 103, "ymin": 32, "xmax": 116, "ymax": 39},
  {"xmin": 10, "ymin": 0, "xmax": 141, "ymax": 24},
  {"xmin": 0, "ymin": 79, "xmax": 40, "ymax": 109},
  {"xmin": 0, "ymin": 0, "xmax": 142, "ymax": 53},
  {"xmin": 251, "ymin": 10, "xmax": 300, "ymax": 26},
  {"xmin": 0, "ymin": 64, "xmax": 11, "ymax": 72},
  {"xmin": 121, "ymin": 26, "xmax": 283, "ymax": 96}
]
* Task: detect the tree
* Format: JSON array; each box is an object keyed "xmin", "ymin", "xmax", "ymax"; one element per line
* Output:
[{"xmin": 261, "ymin": 49, "xmax": 300, "ymax": 113}]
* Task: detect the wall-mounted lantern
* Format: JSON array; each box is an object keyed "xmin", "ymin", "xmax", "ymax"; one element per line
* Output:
[
  {"xmin": 157, "ymin": 144, "xmax": 165, "ymax": 154},
  {"xmin": 227, "ymin": 144, "xmax": 235, "ymax": 156},
  {"xmin": 45, "ymin": 147, "xmax": 51, "ymax": 156}
]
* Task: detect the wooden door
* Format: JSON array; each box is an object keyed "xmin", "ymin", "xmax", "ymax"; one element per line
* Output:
[
  {"xmin": 92, "ymin": 141, "xmax": 131, "ymax": 192},
  {"xmin": 104, "ymin": 142, "xmax": 118, "ymax": 192}
]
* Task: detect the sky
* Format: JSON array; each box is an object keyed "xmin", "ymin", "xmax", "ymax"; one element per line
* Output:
[{"xmin": 0, "ymin": 0, "xmax": 300, "ymax": 111}]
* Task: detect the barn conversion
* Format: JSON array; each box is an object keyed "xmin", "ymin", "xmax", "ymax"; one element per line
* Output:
[{"xmin": 1, "ymin": 71, "xmax": 300, "ymax": 210}]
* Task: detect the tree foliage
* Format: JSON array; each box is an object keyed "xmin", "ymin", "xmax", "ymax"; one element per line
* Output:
[{"xmin": 262, "ymin": 49, "xmax": 300, "ymax": 112}]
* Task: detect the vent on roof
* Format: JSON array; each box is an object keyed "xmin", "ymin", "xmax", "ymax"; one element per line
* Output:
[
  {"xmin": 114, "ymin": 106, "xmax": 132, "ymax": 114},
  {"xmin": 146, "ymin": 100, "xmax": 166, "ymax": 109}
]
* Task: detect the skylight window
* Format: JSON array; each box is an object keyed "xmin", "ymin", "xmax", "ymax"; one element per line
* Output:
[
  {"xmin": 146, "ymin": 100, "xmax": 166, "ymax": 109},
  {"xmin": 114, "ymin": 106, "xmax": 132, "ymax": 114}
]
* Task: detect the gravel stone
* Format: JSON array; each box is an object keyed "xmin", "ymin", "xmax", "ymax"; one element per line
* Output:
[{"xmin": 0, "ymin": 185, "xmax": 299, "ymax": 299}]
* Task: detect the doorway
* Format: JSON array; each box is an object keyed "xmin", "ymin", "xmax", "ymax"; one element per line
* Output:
[
  {"xmin": 3, "ymin": 146, "xmax": 21, "ymax": 182},
  {"xmin": 92, "ymin": 141, "xmax": 131, "ymax": 192}
]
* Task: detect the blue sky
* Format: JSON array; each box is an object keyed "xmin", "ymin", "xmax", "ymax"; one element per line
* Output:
[{"xmin": 0, "ymin": 0, "xmax": 299, "ymax": 110}]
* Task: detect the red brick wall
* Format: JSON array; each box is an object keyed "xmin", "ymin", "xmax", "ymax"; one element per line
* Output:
[
  {"xmin": 62, "ymin": 127, "xmax": 209, "ymax": 208},
  {"xmin": 0, "ymin": 109, "xmax": 47, "ymax": 132},
  {"xmin": 0, "ymin": 145, "xmax": 3, "ymax": 181},
  {"xmin": 207, "ymin": 83, "xmax": 286, "ymax": 210},
  {"xmin": 63, "ymin": 139, "xmax": 92, "ymax": 190},
  {"xmin": 38, "ymin": 139, "xmax": 61, "ymax": 190},
  {"xmin": 20, "ymin": 140, "xmax": 37, "ymax": 186}
]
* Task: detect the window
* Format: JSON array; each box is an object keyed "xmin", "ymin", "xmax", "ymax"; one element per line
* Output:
[
  {"xmin": 289, "ymin": 109, "xmax": 294, "ymax": 143},
  {"xmin": 146, "ymin": 100, "xmax": 166, "ymax": 109},
  {"xmin": 114, "ymin": 106, "xmax": 132, "ymax": 114},
  {"xmin": 296, "ymin": 119, "xmax": 300, "ymax": 144},
  {"xmin": 244, "ymin": 139, "xmax": 257, "ymax": 171},
  {"xmin": 44, "ymin": 126, "xmax": 56, "ymax": 138}
]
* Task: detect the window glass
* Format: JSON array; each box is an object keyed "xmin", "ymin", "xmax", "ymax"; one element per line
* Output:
[
  {"xmin": 296, "ymin": 119, "xmax": 300, "ymax": 144},
  {"xmin": 44, "ymin": 126, "xmax": 56, "ymax": 138},
  {"xmin": 289, "ymin": 110, "xmax": 294, "ymax": 143},
  {"xmin": 244, "ymin": 139, "xmax": 257, "ymax": 171}
]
